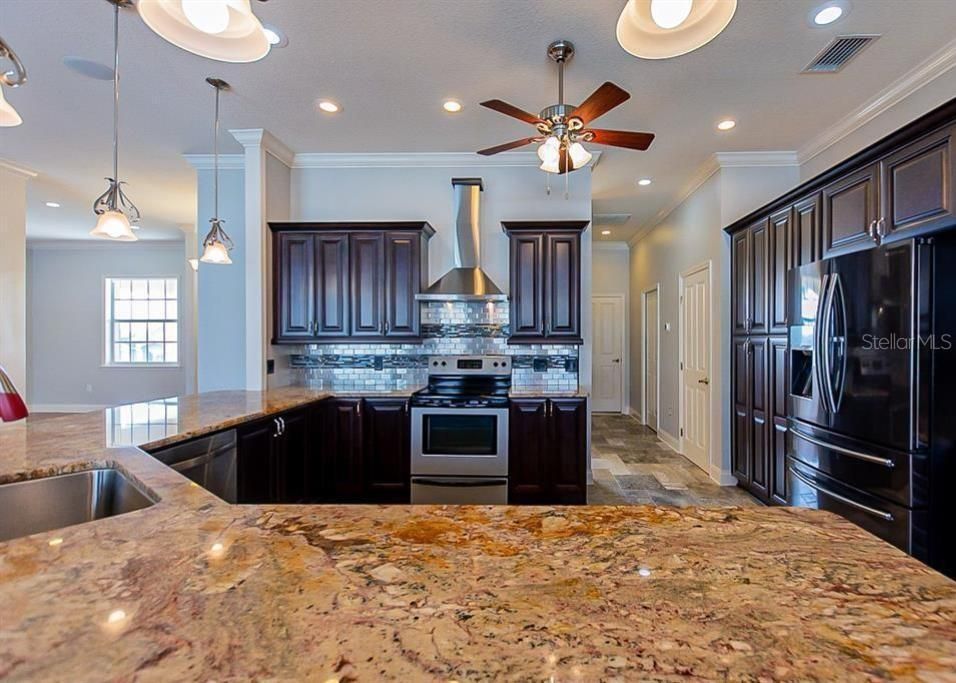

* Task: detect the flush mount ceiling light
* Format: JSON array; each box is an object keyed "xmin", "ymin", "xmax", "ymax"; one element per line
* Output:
[
  {"xmin": 90, "ymin": 0, "xmax": 139, "ymax": 242},
  {"xmin": 200, "ymin": 77, "xmax": 235, "ymax": 265},
  {"xmin": 616, "ymin": 0, "xmax": 738, "ymax": 60},
  {"xmin": 45, "ymin": 201, "xmax": 61, "ymax": 208},
  {"xmin": 0, "ymin": 35, "xmax": 26, "ymax": 127},
  {"xmin": 601, "ymin": 230, "xmax": 612, "ymax": 235},
  {"xmin": 810, "ymin": 1, "xmax": 849, "ymax": 26},
  {"xmin": 138, "ymin": 0, "xmax": 270, "ymax": 63},
  {"xmin": 317, "ymin": 99, "xmax": 340, "ymax": 113},
  {"xmin": 443, "ymin": 99, "xmax": 463, "ymax": 113},
  {"xmin": 637, "ymin": 178, "xmax": 652, "ymax": 186},
  {"xmin": 717, "ymin": 118, "xmax": 736, "ymax": 130}
]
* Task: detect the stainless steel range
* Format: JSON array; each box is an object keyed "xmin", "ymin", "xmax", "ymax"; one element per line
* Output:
[{"xmin": 410, "ymin": 355, "xmax": 511, "ymax": 504}]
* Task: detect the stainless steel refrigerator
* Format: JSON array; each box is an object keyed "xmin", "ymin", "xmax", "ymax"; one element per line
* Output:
[{"xmin": 786, "ymin": 235, "xmax": 954, "ymax": 576}]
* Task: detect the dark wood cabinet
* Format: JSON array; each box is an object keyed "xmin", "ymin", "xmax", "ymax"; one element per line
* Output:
[
  {"xmin": 731, "ymin": 230, "xmax": 750, "ymax": 336},
  {"xmin": 823, "ymin": 164, "xmax": 879, "ymax": 258},
  {"xmin": 880, "ymin": 124, "xmax": 956, "ymax": 241},
  {"xmin": 768, "ymin": 208, "xmax": 792, "ymax": 334},
  {"xmin": 503, "ymin": 222, "xmax": 588, "ymax": 344},
  {"xmin": 349, "ymin": 233, "xmax": 386, "ymax": 337},
  {"xmin": 731, "ymin": 338, "xmax": 770, "ymax": 500},
  {"xmin": 509, "ymin": 396, "xmax": 587, "ymax": 504},
  {"xmin": 236, "ymin": 418, "xmax": 277, "ymax": 504},
  {"xmin": 732, "ymin": 338, "xmax": 750, "ymax": 484},
  {"xmin": 749, "ymin": 219, "xmax": 769, "ymax": 335},
  {"xmin": 793, "ymin": 193, "xmax": 821, "ymax": 267},
  {"xmin": 271, "ymin": 222, "xmax": 433, "ymax": 343},
  {"xmin": 363, "ymin": 398, "xmax": 410, "ymax": 503},
  {"xmin": 769, "ymin": 338, "xmax": 789, "ymax": 505},
  {"xmin": 320, "ymin": 398, "xmax": 364, "ymax": 502},
  {"xmin": 237, "ymin": 405, "xmax": 316, "ymax": 504}
]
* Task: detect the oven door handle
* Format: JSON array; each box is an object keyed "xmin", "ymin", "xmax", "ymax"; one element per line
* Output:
[
  {"xmin": 412, "ymin": 477, "xmax": 508, "ymax": 488},
  {"xmin": 789, "ymin": 467, "xmax": 894, "ymax": 521}
]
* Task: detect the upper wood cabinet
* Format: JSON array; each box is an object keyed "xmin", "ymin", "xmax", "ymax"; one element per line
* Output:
[
  {"xmin": 270, "ymin": 222, "xmax": 433, "ymax": 344},
  {"xmin": 822, "ymin": 164, "xmax": 880, "ymax": 258},
  {"xmin": 503, "ymin": 221, "xmax": 588, "ymax": 345},
  {"xmin": 793, "ymin": 193, "xmax": 821, "ymax": 267},
  {"xmin": 880, "ymin": 123, "xmax": 956, "ymax": 240},
  {"xmin": 730, "ymin": 220, "xmax": 768, "ymax": 336},
  {"xmin": 731, "ymin": 229, "xmax": 750, "ymax": 336},
  {"xmin": 768, "ymin": 208, "xmax": 792, "ymax": 334}
]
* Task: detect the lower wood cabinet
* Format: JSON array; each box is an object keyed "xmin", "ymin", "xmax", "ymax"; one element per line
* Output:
[
  {"xmin": 509, "ymin": 397, "xmax": 587, "ymax": 505},
  {"xmin": 237, "ymin": 405, "xmax": 315, "ymax": 504},
  {"xmin": 319, "ymin": 398, "xmax": 365, "ymax": 502}
]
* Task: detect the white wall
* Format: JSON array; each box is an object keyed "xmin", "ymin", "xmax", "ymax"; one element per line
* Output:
[
  {"xmin": 628, "ymin": 163, "xmax": 799, "ymax": 483},
  {"xmin": 265, "ymin": 154, "xmax": 293, "ymax": 389},
  {"xmin": 27, "ymin": 242, "xmax": 191, "ymax": 409},
  {"xmin": 0, "ymin": 163, "xmax": 30, "ymax": 400},
  {"xmin": 196, "ymin": 167, "xmax": 246, "ymax": 392},
  {"xmin": 592, "ymin": 243, "xmax": 630, "ymax": 411}
]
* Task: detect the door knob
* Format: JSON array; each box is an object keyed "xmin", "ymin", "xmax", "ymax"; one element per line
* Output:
[
  {"xmin": 698, "ymin": 378, "xmax": 710, "ymax": 385},
  {"xmin": 612, "ymin": 358, "xmax": 621, "ymax": 363}
]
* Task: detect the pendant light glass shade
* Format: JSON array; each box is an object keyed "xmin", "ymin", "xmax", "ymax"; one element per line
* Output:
[
  {"xmin": 568, "ymin": 142, "xmax": 592, "ymax": 169},
  {"xmin": 617, "ymin": 0, "xmax": 737, "ymax": 60},
  {"xmin": 91, "ymin": 209, "xmax": 138, "ymax": 241},
  {"xmin": 200, "ymin": 236, "xmax": 233, "ymax": 264},
  {"xmin": 138, "ymin": 0, "xmax": 270, "ymax": 63},
  {"xmin": 0, "ymin": 85, "xmax": 22, "ymax": 127},
  {"xmin": 537, "ymin": 136, "xmax": 560, "ymax": 163},
  {"xmin": 539, "ymin": 157, "xmax": 561, "ymax": 174}
]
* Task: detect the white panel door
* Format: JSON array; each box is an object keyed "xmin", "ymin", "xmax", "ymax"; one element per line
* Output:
[
  {"xmin": 680, "ymin": 266, "xmax": 711, "ymax": 471},
  {"xmin": 645, "ymin": 289, "xmax": 659, "ymax": 431},
  {"xmin": 592, "ymin": 296, "xmax": 624, "ymax": 413}
]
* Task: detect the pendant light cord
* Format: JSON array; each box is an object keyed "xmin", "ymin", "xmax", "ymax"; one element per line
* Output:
[
  {"xmin": 112, "ymin": 0, "xmax": 119, "ymax": 184},
  {"xmin": 213, "ymin": 84, "xmax": 220, "ymax": 219}
]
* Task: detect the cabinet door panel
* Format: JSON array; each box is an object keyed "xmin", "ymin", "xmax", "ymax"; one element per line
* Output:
[
  {"xmin": 770, "ymin": 338, "xmax": 789, "ymax": 505},
  {"xmin": 769, "ymin": 209, "xmax": 791, "ymax": 334},
  {"xmin": 237, "ymin": 419, "xmax": 277, "ymax": 504},
  {"xmin": 315, "ymin": 234, "xmax": 350, "ymax": 337},
  {"xmin": 881, "ymin": 124, "xmax": 956, "ymax": 239},
  {"xmin": 385, "ymin": 232, "xmax": 421, "ymax": 338},
  {"xmin": 749, "ymin": 220, "xmax": 769, "ymax": 335},
  {"xmin": 549, "ymin": 398, "xmax": 587, "ymax": 504},
  {"xmin": 276, "ymin": 233, "xmax": 315, "ymax": 341},
  {"xmin": 793, "ymin": 194, "xmax": 821, "ymax": 266},
  {"xmin": 363, "ymin": 399, "xmax": 410, "ymax": 503},
  {"xmin": 510, "ymin": 235, "xmax": 545, "ymax": 338},
  {"xmin": 731, "ymin": 231, "xmax": 750, "ymax": 335},
  {"xmin": 545, "ymin": 234, "xmax": 581, "ymax": 340},
  {"xmin": 823, "ymin": 164, "xmax": 879, "ymax": 258},
  {"xmin": 277, "ymin": 407, "xmax": 313, "ymax": 503},
  {"xmin": 732, "ymin": 339, "xmax": 750, "ymax": 483},
  {"xmin": 349, "ymin": 233, "xmax": 385, "ymax": 337},
  {"xmin": 508, "ymin": 399, "xmax": 549, "ymax": 504},
  {"xmin": 321, "ymin": 399, "xmax": 364, "ymax": 502},
  {"xmin": 749, "ymin": 337, "xmax": 770, "ymax": 500}
]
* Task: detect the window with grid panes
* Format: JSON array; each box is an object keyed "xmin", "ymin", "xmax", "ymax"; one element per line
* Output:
[{"xmin": 105, "ymin": 278, "xmax": 179, "ymax": 365}]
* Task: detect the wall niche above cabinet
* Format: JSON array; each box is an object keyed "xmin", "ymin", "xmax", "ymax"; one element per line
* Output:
[{"xmin": 270, "ymin": 222, "xmax": 434, "ymax": 344}]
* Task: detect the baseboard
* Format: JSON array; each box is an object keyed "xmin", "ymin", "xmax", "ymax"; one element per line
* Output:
[
  {"xmin": 710, "ymin": 465, "xmax": 739, "ymax": 487},
  {"xmin": 657, "ymin": 429, "xmax": 681, "ymax": 453},
  {"xmin": 28, "ymin": 404, "xmax": 108, "ymax": 414},
  {"xmin": 628, "ymin": 407, "xmax": 643, "ymax": 423}
]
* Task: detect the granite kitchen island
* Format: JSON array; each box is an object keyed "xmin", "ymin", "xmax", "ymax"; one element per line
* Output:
[{"xmin": 1, "ymin": 389, "xmax": 954, "ymax": 681}]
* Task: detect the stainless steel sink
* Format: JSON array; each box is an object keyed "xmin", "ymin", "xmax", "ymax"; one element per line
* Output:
[{"xmin": 0, "ymin": 468, "xmax": 158, "ymax": 542}]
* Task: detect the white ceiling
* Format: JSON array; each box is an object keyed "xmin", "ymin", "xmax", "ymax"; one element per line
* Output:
[{"xmin": 3, "ymin": 0, "xmax": 956, "ymax": 242}]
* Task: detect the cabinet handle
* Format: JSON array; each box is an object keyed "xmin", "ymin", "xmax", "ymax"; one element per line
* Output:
[
  {"xmin": 279, "ymin": 417, "xmax": 286, "ymax": 435},
  {"xmin": 384, "ymin": 320, "xmax": 390, "ymax": 334},
  {"xmin": 273, "ymin": 418, "xmax": 281, "ymax": 438},
  {"xmin": 868, "ymin": 220, "xmax": 881, "ymax": 245},
  {"xmin": 876, "ymin": 217, "xmax": 887, "ymax": 239}
]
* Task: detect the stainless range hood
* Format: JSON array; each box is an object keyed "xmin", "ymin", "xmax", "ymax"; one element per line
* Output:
[{"xmin": 417, "ymin": 178, "xmax": 507, "ymax": 301}]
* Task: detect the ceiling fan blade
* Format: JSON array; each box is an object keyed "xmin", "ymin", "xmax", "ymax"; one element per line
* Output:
[
  {"xmin": 476, "ymin": 137, "xmax": 539, "ymax": 156},
  {"xmin": 586, "ymin": 129, "xmax": 655, "ymax": 151},
  {"xmin": 569, "ymin": 82, "xmax": 630, "ymax": 124},
  {"xmin": 480, "ymin": 99, "xmax": 544, "ymax": 125}
]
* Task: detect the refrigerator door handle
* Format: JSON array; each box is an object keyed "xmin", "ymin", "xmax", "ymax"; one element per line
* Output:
[
  {"xmin": 814, "ymin": 274, "xmax": 832, "ymax": 413},
  {"xmin": 829, "ymin": 272, "xmax": 848, "ymax": 413},
  {"xmin": 821, "ymin": 273, "xmax": 839, "ymax": 415},
  {"xmin": 790, "ymin": 426, "xmax": 895, "ymax": 468},
  {"xmin": 789, "ymin": 467, "xmax": 894, "ymax": 521}
]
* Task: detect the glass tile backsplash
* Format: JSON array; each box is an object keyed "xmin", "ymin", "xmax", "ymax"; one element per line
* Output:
[{"xmin": 289, "ymin": 301, "xmax": 578, "ymax": 393}]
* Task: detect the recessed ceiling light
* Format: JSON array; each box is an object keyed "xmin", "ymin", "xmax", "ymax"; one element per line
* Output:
[
  {"xmin": 601, "ymin": 230, "xmax": 612, "ymax": 236},
  {"xmin": 443, "ymin": 99, "xmax": 463, "ymax": 113},
  {"xmin": 45, "ymin": 201, "xmax": 61, "ymax": 208},
  {"xmin": 637, "ymin": 178, "xmax": 652, "ymax": 186},
  {"xmin": 717, "ymin": 119, "xmax": 736, "ymax": 131},
  {"xmin": 317, "ymin": 100, "xmax": 340, "ymax": 114},
  {"xmin": 810, "ymin": 2, "xmax": 848, "ymax": 26},
  {"xmin": 261, "ymin": 24, "xmax": 288, "ymax": 48}
]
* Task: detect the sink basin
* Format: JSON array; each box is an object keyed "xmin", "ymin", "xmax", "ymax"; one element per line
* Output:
[{"xmin": 0, "ymin": 468, "xmax": 158, "ymax": 542}]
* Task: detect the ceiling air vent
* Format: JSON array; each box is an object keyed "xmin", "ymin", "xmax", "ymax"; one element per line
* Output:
[
  {"xmin": 594, "ymin": 213, "xmax": 632, "ymax": 226},
  {"xmin": 803, "ymin": 34, "xmax": 879, "ymax": 73}
]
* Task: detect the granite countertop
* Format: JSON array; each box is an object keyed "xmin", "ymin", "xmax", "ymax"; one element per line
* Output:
[{"xmin": 1, "ymin": 388, "xmax": 954, "ymax": 680}]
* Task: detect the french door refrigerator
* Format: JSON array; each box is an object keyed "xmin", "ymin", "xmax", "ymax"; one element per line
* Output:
[{"xmin": 786, "ymin": 235, "xmax": 955, "ymax": 577}]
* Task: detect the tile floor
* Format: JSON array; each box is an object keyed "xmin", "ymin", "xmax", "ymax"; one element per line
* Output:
[{"xmin": 587, "ymin": 413, "xmax": 761, "ymax": 507}]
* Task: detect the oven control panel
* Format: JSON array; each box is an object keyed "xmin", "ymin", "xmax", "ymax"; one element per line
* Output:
[{"xmin": 426, "ymin": 355, "xmax": 511, "ymax": 376}]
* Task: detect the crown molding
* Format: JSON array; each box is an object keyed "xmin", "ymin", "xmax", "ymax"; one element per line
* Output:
[
  {"xmin": 593, "ymin": 241, "xmax": 631, "ymax": 252},
  {"xmin": 798, "ymin": 36, "xmax": 956, "ymax": 165},
  {"xmin": 291, "ymin": 150, "xmax": 602, "ymax": 169},
  {"xmin": 0, "ymin": 158, "xmax": 38, "ymax": 178},
  {"xmin": 714, "ymin": 151, "xmax": 799, "ymax": 167},
  {"xmin": 229, "ymin": 128, "xmax": 295, "ymax": 167},
  {"xmin": 26, "ymin": 238, "xmax": 184, "ymax": 250},
  {"xmin": 182, "ymin": 153, "xmax": 244, "ymax": 170}
]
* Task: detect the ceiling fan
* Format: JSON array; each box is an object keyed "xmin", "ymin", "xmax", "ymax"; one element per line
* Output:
[{"xmin": 477, "ymin": 40, "xmax": 655, "ymax": 174}]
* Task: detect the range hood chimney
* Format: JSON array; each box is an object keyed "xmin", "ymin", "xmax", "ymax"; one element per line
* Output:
[{"xmin": 417, "ymin": 178, "xmax": 507, "ymax": 301}]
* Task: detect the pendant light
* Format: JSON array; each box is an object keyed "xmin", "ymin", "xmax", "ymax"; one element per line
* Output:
[
  {"xmin": 0, "ymin": 36, "xmax": 26, "ymax": 127},
  {"xmin": 91, "ymin": 0, "xmax": 139, "ymax": 241},
  {"xmin": 138, "ymin": 0, "xmax": 270, "ymax": 63},
  {"xmin": 200, "ymin": 77, "xmax": 234, "ymax": 265},
  {"xmin": 0, "ymin": 364, "xmax": 28, "ymax": 422}
]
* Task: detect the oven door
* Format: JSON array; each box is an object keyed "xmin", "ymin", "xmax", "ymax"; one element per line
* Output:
[{"xmin": 410, "ymin": 407, "xmax": 508, "ymax": 477}]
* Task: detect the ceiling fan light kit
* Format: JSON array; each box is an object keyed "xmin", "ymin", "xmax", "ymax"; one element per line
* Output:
[
  {"xmin": 138, "ymin": 0, "xmax": 270, "ymax": 63},
  {"xmin": 616, "ymin": 0, "xmax": 738, "ymax": 60},
  {"xmin": 478, "ymin": 39, "xmax": 655, "ymax": 182}
]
